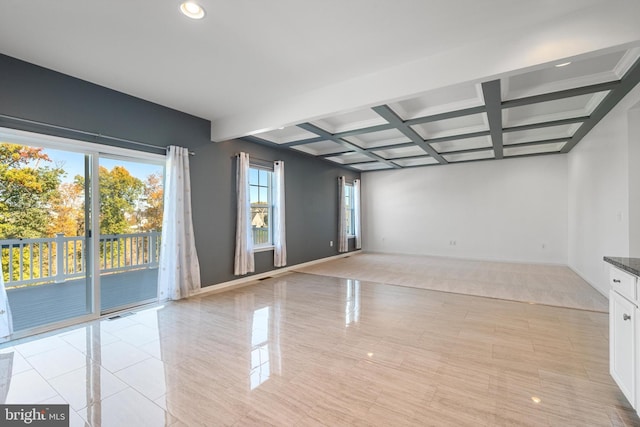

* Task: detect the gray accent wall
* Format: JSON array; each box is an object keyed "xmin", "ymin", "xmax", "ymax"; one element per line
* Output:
[{"xmin": 0, "ymin": 53, "xmax": 360, "ymax": 288}]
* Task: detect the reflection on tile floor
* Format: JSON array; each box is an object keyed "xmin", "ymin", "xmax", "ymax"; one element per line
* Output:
[
  {"xmin": 296, "ymin": 253, "xmax": 609, "ymax": 312},
  {"xmin": 0, "ymin": 272, "xmax": 636, "ymax": 426}
]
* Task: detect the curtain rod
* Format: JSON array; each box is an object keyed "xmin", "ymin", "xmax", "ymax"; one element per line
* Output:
[
  {"xmin": 233, "ymin": 153, "xmax": 280, "ymax": 163},
  {"xmin": 0, "ymin": 113, "xmax": 195, "ymax": 155}
]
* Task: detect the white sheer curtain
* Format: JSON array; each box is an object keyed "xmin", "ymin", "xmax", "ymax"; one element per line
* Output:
[
  {"xmin": 273, "ymin": 161, "xmax": 287, "ymax": 267},
  {"xmin": 158, "ymin": 146, "xmax": 201, "ymax": 301},
  {"xmin": 234, "ymin": 152, "xmax": 255, "ymax": 275},
  {"xmin": 0, "ymin": 263, "xmax": 12, "ymax": 339},
  {"xmin": 353, "ymin": 178, "xmax": 362, "ymax": 250},
  {"xmin": 338, "ymin": 176, "xmax": 348, "ymax": 253}
]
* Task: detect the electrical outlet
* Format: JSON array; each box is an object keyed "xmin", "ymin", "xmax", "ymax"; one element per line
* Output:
[{"xmin": 330, "ymin": 240, "xmax": 333, "ymax": 247}]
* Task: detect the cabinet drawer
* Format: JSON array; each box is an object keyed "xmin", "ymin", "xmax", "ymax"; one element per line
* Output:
[{"xmin": 611, "ymin": 267, "xmax": 637, "ymax": 301}]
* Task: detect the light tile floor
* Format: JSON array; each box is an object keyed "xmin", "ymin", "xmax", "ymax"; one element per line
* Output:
[
  {"xmin": 297, "ymin": 253, "xmax": 609, "ymax": 312},
  {"xmin": 0, "ymin": 272, "xmax": 635, "ymax": 426}
]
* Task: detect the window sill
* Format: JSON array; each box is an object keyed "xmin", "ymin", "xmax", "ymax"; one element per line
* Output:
[
  {"xmin": 253, "ymin": 245, "xmax": 274, "ymax": 253},
  {"xmin": 348, "ymin": 235, "xmax": 356, "ymax": 239}
]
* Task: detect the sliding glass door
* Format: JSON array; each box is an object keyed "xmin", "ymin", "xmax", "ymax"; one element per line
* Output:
[
  {"xmin": 0, "ymin": 128, "xmax": 165, "ymax": 339},
  {"xmin": 1, "ymin": 143, "xmax": 93, "ymax": 332},
  {"xmin": 98, "ymin": 156, "xmax": 164, "ymax": 313}
]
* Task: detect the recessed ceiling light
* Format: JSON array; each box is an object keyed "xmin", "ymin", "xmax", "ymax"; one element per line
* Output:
[
  {"xmin": 555, "ymin": 62, "xmax": 571, "ymax": 68},
  {"xmin": 531, "ymin": 396, "xmax": 542, "ymax": 404},
  {"xmin": 180, "ymin": 2, "xmax": 205, "ymax": 19}
]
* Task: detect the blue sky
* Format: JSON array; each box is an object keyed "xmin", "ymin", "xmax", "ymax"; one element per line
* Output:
[{"xmin": 46, "ymin": 148, "xmax": 163, "ymax": 183}]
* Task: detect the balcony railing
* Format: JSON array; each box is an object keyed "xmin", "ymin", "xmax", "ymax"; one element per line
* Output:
[
  {"xmin": 1, "ymin": 231, "xmax": 161, "ymax": 289},
  {"xmin": 252, "ymin": 227, "xmax": 269, "ymax": 246}
]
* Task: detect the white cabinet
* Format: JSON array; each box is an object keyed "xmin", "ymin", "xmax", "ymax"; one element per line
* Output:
[
  {"xmin": 610, "ymin": 289, "xmax": 635, "ymax": 405},
  {"xmin": 611, "ymin": 267, "xmax": 637, "ymax": 301},
  {"xmin": 608, "ymin": 262, "xmax": 640, "ymax": 414}
]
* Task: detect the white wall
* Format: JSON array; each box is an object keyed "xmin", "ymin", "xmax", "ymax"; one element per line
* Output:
[
  {"xmin": 362, "ymin": 155, "xmax": 568, "ymax": 264},
  {"xmin": 629, "ymin": 105, "xmax": 640, "ymax": 257},
  {"xmin": 568, "ymin": 84, "xmax": 640, "ymax": 295}
]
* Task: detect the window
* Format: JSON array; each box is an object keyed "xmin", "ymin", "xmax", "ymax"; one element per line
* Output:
[
  {"xmin": 249, "ymin": 166, "xmax": 273, "ymax": 248},
  {"xmin": 345, "ymin": 183, "xmax": 355, "ymax": 236}
]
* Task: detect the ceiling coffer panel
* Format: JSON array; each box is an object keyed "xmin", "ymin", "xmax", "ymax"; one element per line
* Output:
[
  {"xmin": 291, "ymin": 140, "xmax": 348, "ymax": 156},
  {"xmin": 394, "ymin": 157, "xmax": 439, "ymax": 167},
  {"xmin": 325, "ymin": 152, "xmax": 375, "ymax": 164},
  {"xmin": 444, "ymin": 150, "xmax": 495, "ymax": 163},
  {"xmin": 503, "ymin": 124, "xmax": 579, "ymax": 145},
  {"xmin": 372, "ymin": 145, "xmax": 429, "ymax": 160},
  {"xmin": 311, "ymin": 108, "xmax": 388, "ymax": 134},
  {"xmin": 504, "ymin": 142, "xmax": 567, "ymax": 157},
  {"xmin": 502, "ymin": 91, "xmax": 609, "ymax": 128},
  {"xmin": 431, "ymin": 135, "xmax": 493, "ymax": 153},
  {"xmin": 502, "ymin": 49, "xmax": 636, "ymax": 100},
  {"xmin": 243, "ymin": 47, "xmax": 640, "ymax": 172},
  {"xmin": 388, "ymin": 82, "xmax": 484, "ymax": 120},
  {"xmin": 254, "ymin": 126, "xmax": 320, "ymax": 144},
  {"xmin": 343, "ymin": 128, "xmax": 411, "ymax": 149},
  {"xmin": 410, "ymin": 113, "xmax": 489, "ymax": 140},
  {"xmin": 350, "ymin": 162, "xmax": 395, "ymax": 171}
]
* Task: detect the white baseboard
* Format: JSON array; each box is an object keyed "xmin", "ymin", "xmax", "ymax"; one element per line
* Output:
[{"xmin": 192, "ymin": 250, "xmax": 362, "ymax": 297}]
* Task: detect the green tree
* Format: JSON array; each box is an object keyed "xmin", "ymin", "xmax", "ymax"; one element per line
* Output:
[
  {"xmin": 0, "ymin": 143, "xmax": 65, "ymax": 239},
  {"xmin": 75, "ymin": 166, "xmax": 144, "ymax": 235},
  {"xmin": 138, "ymin": 173, "xmax": 163, "ymax": 232},
  {"xmin": 97, "ymin": 165, "xmax": 144, "ymax": 234},
  {"xmin": 47, "ymin": 181, "xmax": 84, "ymax": 237}
]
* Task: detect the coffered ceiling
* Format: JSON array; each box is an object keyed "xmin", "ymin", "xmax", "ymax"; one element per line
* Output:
[
  {"xmin": 0, "ymin": 0, "xmax": 639, "ymax": 169},
  {"xmin": 244, "ymin": 47, "xmax": 640, "ymax": 171}
]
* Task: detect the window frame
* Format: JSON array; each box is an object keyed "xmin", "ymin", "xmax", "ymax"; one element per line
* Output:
[
  {"xmin": 345, "ymin": 182, "xmax": 355, "ymax": 238},
  {"xmin": 249, "ymin": 163, "xmax": 274, "ymax": 251}
]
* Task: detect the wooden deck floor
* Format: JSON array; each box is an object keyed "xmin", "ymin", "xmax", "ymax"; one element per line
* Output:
[{"xmin": 6, "ymin": 268, "xmax": 158, "ymax": 331}]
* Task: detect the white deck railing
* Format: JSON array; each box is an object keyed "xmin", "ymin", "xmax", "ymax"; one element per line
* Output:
[{"xmin": 1, "ymin": 231, "xmax": 161, "ymax": 289}]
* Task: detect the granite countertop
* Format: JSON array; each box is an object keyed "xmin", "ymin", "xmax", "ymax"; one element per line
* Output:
[{"xmin": 604, "ymin": 256, "xmax": 640, "ymax": 277}]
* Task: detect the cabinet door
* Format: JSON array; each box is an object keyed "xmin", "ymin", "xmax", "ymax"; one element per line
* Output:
[{"xmin": 610, "ymin": 290, "xmax": 635, "ymax": 406}]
